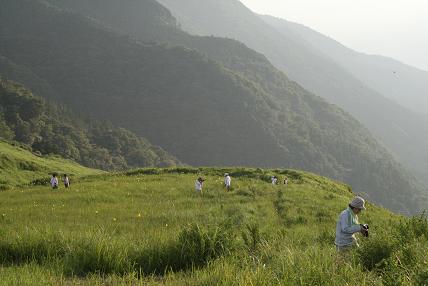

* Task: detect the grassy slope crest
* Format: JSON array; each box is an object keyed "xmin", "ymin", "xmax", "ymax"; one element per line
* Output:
[{"xmin": 0, "ymin": 140, "xmax": 101, "ymax": 188}]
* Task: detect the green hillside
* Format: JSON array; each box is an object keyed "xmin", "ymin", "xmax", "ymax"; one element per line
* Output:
[
  {"xmin": 28, "ymin": 0, "xmax": 428, "ymax": 214},
  {"xmin": 1, "ymin": 167, "xmax": 427, "ymax": 285},
  {"xmin": 0, "ymin": 140, "xmax": 101, "ymax": 188},
  {"xmin": 0, "ymin": 79, "xmax": 180, "ymax": 170},
  {"xmin": 157, "ymin": 0, "xmax": 428, "ymax": 191}
]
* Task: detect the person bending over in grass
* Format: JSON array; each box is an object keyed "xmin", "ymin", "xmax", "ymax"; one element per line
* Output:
[
  {"xmin": 50, "ymin": 174, "xmax": 59, "ymax": 190},
  {"xmin": 335, "ymin": 196, "xmax": 368, "ymax": 252},
  {"xmin": 195, "ymin": 177, "xmax": 205, "ymax": 194}
]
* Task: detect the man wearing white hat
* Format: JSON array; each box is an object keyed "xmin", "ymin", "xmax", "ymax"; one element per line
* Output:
[{"xmin": 335, "ymin": 196, "xmax": 368, "ymax": 252}]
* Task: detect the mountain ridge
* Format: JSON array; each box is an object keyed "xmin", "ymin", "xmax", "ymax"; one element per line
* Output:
[
  {"xmin": 261, "ymin": 14, "xmax": 428, "ymax": 113},
  {"xmin": 156, "ymin": 0, "xmax": 428, "ymax": 187},
  {"xmin": 259, "ymin": 14, "xmax": 428, "ymax": 185}
]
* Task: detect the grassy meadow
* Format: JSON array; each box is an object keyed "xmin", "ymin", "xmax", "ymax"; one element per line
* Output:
[
  {"xmin": 0, "ymin": 140, "xmax": 103, "ymax": 189},
  {"xmin": 1, "ymin": 167, "xmax": 428, "ymax": 285}
]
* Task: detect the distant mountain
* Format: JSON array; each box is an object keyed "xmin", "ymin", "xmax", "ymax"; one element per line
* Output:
[
  {"xmin": 259, "ymin": 15, "xmax": 428, "ymax": 185},
  {"xmin": 157, "ymin": 0, "xmax": 428, "ymax": 187},
  {"xmin": 0, "ymin": 79, "xmax": 179, "ymax": 170},
  {"xmin": 0, "ymin": 0, "xmax": 426, "ymax": 214},
  {"xmin": 261, "ymin": 15, "xmax": 428, "ymax": 115}
]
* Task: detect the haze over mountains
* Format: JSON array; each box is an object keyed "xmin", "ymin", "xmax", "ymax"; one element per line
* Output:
[
  {"xmin": 261, "ymin": 15, "xmax": 428, "ymax": 115},
  {"xmin": 0, "ymin": 0, "xmax": 427, "ymax": 214},
  {"xmin": 157, "ymin": 0, "xmax": 428, "ymax": 187}
]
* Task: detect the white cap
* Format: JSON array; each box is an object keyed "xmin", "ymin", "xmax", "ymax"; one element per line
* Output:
[{"xmin": 350, "ymin": 196, "xmax": 366, "ymax": 210}]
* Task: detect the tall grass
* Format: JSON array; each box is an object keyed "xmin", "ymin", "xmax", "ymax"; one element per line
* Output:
[{"xmin": 0, "ymin": 167, "xmax": 426, "ymax": 284}]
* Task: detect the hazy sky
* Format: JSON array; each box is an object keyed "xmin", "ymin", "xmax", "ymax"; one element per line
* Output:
[{"xmin": 239, "ymin": 0, "xmax": 428, "ymax": 71}]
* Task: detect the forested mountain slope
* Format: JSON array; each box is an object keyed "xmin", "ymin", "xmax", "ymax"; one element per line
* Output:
[
  {"xmin": 157, "ymin": 0, "xmax": 428, "ymax": 187},
  {"xmin": 0, "ymin": 0, "xmax": 425, "ymax": 214},
  {"xmin": 259, "ymin": 15, "xmax": 428, "ymax": 185},
  {"xmin": 0, "ymin": 79, "xmax": 179, "ymax": 170}
]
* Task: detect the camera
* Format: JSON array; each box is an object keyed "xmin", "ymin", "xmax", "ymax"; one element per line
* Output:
[{"xmin": 361, "ymin": 224, "xmax": 369, "ymax": 237}]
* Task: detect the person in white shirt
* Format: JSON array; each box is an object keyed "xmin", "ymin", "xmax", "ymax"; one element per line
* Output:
[
  {"xmin": 335, "ymin": 196, "xmax": 368, "ymax": 252},
  {"xmin": 63, "ymin": 174, "xmax": 70, "ymax": 188},
  {"xmin": 50, "ymin": 174, "xmax": 59, "ymax": 189},
  {"xmin": 224, "ymin": 173, "xmax": 231, "ymax": 191},
  {"xmin": 271, "ymin": 176, "xmax": 278, "ymax": 185},
  {"xmin": 195, "ymin": 177, "xmax": 205, "ymax": 193}
]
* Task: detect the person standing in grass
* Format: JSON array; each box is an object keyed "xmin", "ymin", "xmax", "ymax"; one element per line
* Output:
[
  {"xmin": 50, "ymin": 174, "xmax": 59, "ymax": 190},
  {"xmin": 63, "ymin": 174, "xmax": 70, "ymax": 188},
  {"xmin": 283, "ymin": 177, "xmax": 289, "ymax": 186},
  {"xmin": 195, "ymin": 177, "xmax": 205, "ymax": 194},
  {"xmin": 224, "ymin": 173, "xmax": 231, "ymax": 191},
  {"xmin": 271, "ymin": 176, "xmax": 278, "ymax": 185},
  {"xmin": 335, "ymin": 196, "xmax": 368, "ymax": 252}
]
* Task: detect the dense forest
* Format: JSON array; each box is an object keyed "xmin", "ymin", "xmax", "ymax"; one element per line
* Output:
[
  {"xmin": 0, "ymin": 79, "xmax": 179, "ymax": 170},
  {"xmin": 0, "ymin": 0, "xmax": 426, "ymax": 214}
]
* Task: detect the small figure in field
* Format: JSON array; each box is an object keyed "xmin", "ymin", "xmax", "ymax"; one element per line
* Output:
[
  {"xmin": 63, "ymin": 174, "xmax": 70, "ymax": 188},
  {"xmin": 335, "ymin": 196, "xmax": 369, "ymax": 253},
  {"xmin": 284, "ymin": 177, "xmax": 288, "ymax": 186},
  {"xmin": 195, "ymin": 177, "xmax": 205, "ymax": 194},
  {"xmin": 271, "ymin": 176, "xmax": 278, "ymax": 185},
  {"xmin": 224, "ymin": 173, "xmax": 231, "ymax": 191},
  {"xmin": 50, "ymin": 174, "xmax": 59, "ymax": 190}
]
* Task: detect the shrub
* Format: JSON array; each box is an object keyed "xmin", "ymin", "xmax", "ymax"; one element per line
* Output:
[
  {"xmin": 132, "ymin": 241, "xmax": 176, "ymax": 275},
  {"xmin": 0, "ymin": 232, "xmax": 65, "ymax": 265},
  {"xmin": 125, "ymin": 168, "xmax": 161, "ymax": 176},
  {"xmin": 133, "ymin": 224, "xmax": 236, "ymax": 275},
  {"xmin": 356, "ymin": 234, "xmax": 396, "ymax": 271},
  {"xmin": 63, "ymin": 237, "xmax": 132, "ymax": 276},
  {"xmin": 178, "ymin": 224, "xmax": 234, "ymax": 268}
]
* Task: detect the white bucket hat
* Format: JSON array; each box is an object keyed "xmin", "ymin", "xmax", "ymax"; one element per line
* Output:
[{"xmin": 350, "ymin": 196, "xmax": 366, "ymax": 210}]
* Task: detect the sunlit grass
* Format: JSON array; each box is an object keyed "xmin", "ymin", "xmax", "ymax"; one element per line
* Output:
[{"xmin": 0, "ymin": 167, "xmax": 425, "ymax": 285}]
